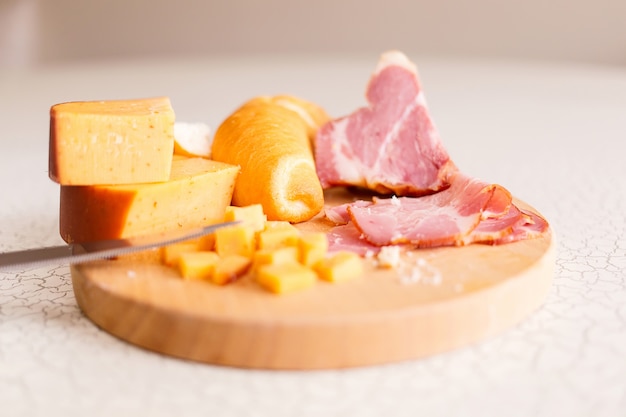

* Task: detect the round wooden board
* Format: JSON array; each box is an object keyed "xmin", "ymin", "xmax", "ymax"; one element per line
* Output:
[{"xmin": 71, "ymin": 189, "xmax": 555, "ymax": 370}]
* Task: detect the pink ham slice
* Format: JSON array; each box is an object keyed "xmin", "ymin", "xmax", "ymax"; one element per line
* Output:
[
  {"xmin": 326, "ymin": 173, "xmax": 549, "ymax": 250},
  {"xmin": 464, "ymin": 204, "xmax": 529, "ymax": 244},
  {"xmin": 327, "ymin": 200, "xmax": 548, "ymax": 252},
  {"xmin": 315, "ymin": 51, "xmax": 456, "ymax": 196},
  {"xmin": 489, "ymin": 209, "xmax": 549, "ymax": 245},
  {"xmin": 324, "ymin": 200, "xmax": 370, "ymax": 225},
  {"xmin": 326, "ymin": 224, "xmax": 382, "ymax": 256},
  {"xmin": 345, "ymin": 172, "xmax": 513, "ymax": 247}
]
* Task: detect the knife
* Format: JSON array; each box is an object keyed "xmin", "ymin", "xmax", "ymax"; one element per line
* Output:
[{"xmin": 0, "ymin": 221, "xmax": 238, "ymax": 272}]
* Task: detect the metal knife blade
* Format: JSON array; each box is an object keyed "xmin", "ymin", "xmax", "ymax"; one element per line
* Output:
[{"xmin": 0, "ymin": 221, "xmax": 238, "ymax": 272}]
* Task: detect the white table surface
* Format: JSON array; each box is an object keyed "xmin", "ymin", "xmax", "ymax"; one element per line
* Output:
[{"xmin": 1, "ymin": 54, "xmax": 625, "ymax": 417}]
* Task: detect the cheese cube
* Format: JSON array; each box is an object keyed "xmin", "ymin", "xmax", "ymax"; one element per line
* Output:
[
  {"xmin": 252, "ymin": 246, "xmax": 299, "ymax": 271},
  {"xmin": 178, "ymin": 251, "xmax": 220, "ymax": 280},
  {"xmin": 197, "ymin": 233, "xmax": 216, "ymax": 251},
  {"xmin": 257, "ymin": 221, "xmax": 301, "ymax": 250},
  {"xmin": 256, "ymin": 263, "xmax": 317, "ymax": 294},
  {"xmin": 59, "ymin": 156, "xmax": 239, "ymax": 243},
  {"xmin": 215, "ymin": 224, "xmax": 255, "ymax": 258},
  {"xmin": 161, "ymin": 241, "xmax": 200, "ymax": 267},
  {"xmin": 224, "ymin": 204, "xmax": 267, "ymax": 232},
  {"xmin": 49, "ymin": 97, "xmax": 175, "ymax": 185},
  {"xmin": 314, "ymin": 251, "xmax": 364, "ymax": 283},
  {"xmin": 212, "ymin": 255, "xmax": 252, "ymax": 285},
  {"xmin": 298, "ymin": 232, "xmax": 328, "ymax": 267}
]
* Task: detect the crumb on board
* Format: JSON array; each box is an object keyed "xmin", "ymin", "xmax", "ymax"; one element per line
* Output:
[{"xmin": 376, "ymin": 249, "xmax": 442, "ymax": 285}]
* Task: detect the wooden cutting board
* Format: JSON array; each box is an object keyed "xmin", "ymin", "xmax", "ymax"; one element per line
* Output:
[{"xmin": 70, "ymin": 189, "xmax": 555, "ymax": 370}]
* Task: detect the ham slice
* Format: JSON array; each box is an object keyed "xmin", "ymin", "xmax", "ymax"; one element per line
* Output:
[
  {"xmin": 464, "ymin": 204, "xmax": 528, "ymax": 244},
  {"xmin": 325, "ymin": 200, "xmax": 370, "ymax": 225},
  {"xmin": 315, "ymin": 51, "xmax": 456, "ymax": 196},
  {"xmin": 489, "ymin": 209, "xmax": 549, "ymax": 245},
  {"xmin": 343, "ymin": 172, "xmax": 514, "ymax": 247},
  {"xmin": 328, "ymin": 178, "xmax": 547, "ymax": 249},
  {"xmin": 326, "ymin": 224, "xmax": 382, "ymax": 256}
]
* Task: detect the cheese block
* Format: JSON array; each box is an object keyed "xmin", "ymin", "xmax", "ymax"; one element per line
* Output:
[
  {"xmin": 49, "ymin": 97, "xmax": 175, "ymax": 185},
  {"xmin": 59, "ymin": 156, "xmax": 240, "ymax": 243}
]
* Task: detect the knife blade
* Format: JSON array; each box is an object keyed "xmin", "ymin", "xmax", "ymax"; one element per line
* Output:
[{"xmin": 0, "ymin": 221, "xmax": 238, "ymax": 272}]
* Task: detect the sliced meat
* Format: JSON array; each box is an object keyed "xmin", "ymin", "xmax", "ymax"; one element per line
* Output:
[
  {"xmin": 345, "ymin": 172, "xmax": 513, "ymax": 247},
  {"xmin": 318, "ymin": 50, "xmax": 549, "ymax": 253},
  {"xmin": 325, "ymin": 200, "xmax": 370, "ymax": 225},
  {"xmin": 326, "ymin": 224, "xmax": 382, "ymax": 256},
  {"xmin": 315, "ymin": 50, "xmax": 456, "ymax": 196},
  {"xmin": 326, "ymin": 173, "xmax": 548, "ymax": 250},
  {"xmin": 489, "ymin": 209, "xmax": 550, "ymax": 245},
  {"xmin": 464, "ymin": 204, "xmax": 529, "ymax": 244}
]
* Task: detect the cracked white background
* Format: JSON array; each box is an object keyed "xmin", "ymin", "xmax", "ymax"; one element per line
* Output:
[{"xmin": 1, "ymin": 56, "xmax": 625, "ymax": 416}]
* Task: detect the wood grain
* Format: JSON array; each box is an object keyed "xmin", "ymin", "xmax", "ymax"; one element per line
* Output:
[{"xmin": 71, "ymin": 190, "xmax": 555, "ymax": 369}]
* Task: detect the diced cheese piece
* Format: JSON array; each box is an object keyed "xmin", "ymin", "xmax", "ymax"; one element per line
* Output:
[
  {"xmin": 49, "ymin": 97, "xmax": 175, "ymax": 185},
  {"xmin": 59, "ymin": 156, "xmax": 239, "ymax": 243},
  {"xmin": 256, "ymin": 263, "xmax": 317, "ymax": 294},
  {"xmin": 252, "ymin": 246, "xmax": 299, "ymax": 271},
  {"xmin": 197, "ymin": 233, "xmax": 216, "ymax": 251},
  {"xmin": 264, "ymin": 221, "xmax": 293, "ymax": 230},
  {"xmin": 178, "ymin": 251, "xmax": 220, "ymax": 280},
  {"xmin": 298, "ymin": 232, "xmax": 328, "ymax": 267},
  {"xmin": 257, "ymin": 221, "xmax": 301, "ymax": 250},
  {"xmin": 215, "ymin": 224, "xmax": 255, "ymax": 258},
  {"xmin": 212, "ymin": 255, "xmax": 252, "ymax": 285},
  {"xmin": 161, "ymin": 241, "xmax": 200, "ymax": 267},
  {"xmin": 314, "ymin": 251, "xmax": 364, "ymax": 283},
  {"xmin": 224, "ymin": 204, "xmax": 266, "ymax": 232}
]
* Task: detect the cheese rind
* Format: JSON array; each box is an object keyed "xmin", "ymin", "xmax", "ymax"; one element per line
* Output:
[
  {"xmin": 49, "ymin": 97, "xmax": 175, "ymax": 185},
  {"xmin": 59, "ymin": 156, "xmax": 240, "ymax": 243}
]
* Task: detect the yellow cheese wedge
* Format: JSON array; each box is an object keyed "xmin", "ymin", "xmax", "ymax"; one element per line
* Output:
[
  {"xmin": 59, "ymin": 156, "xmax": 240, "ymax": 243},
  {"xmin": 49, "ymin": 97, "xmax": 176, "ymax": 185}
]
